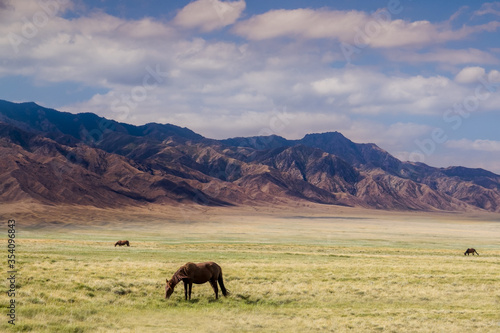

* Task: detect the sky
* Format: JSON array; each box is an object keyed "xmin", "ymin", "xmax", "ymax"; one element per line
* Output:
[{"xmin": 1, "ymin": 0, "xmax": 500, "ymax": 173}]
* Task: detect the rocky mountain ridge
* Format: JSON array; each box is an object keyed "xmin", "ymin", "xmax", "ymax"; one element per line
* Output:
[{"xmin": 1, "ymin": 100, "xmax": 500, "ymax": 212}]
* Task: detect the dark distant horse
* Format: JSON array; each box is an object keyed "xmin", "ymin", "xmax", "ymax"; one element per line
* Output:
[
  {"xmin": 464, "ymin": 248, "xmax": 479, "ymax": 256},
  {"xmin": 115, "ymin": 240, "xmax": 130, "ymax": 247},
  {"xmin": 165, "ymin": 262, "xmax": 227, "ymax": 300}
]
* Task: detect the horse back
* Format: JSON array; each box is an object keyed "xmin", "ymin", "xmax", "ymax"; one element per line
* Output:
[
  {"xmin": 199, "ymin": 261, "xmax": 221, "ymax": 274},
  {"xmin": 464, "ymin": 248, "xmax": 478, "ymax": 255},
  {"xmin": 193, "ymin": 262, "xmax": 221, "ymax": 283}
]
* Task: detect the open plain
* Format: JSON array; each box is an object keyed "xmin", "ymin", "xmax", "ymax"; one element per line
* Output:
[{"xmin": 1, "ymin": 203, "xmax": 500, "ymax": 332}]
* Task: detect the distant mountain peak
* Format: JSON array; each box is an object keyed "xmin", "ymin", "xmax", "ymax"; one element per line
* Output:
[{"xmin": 1, "ymin": 99, "xmax": 500, "ymax": 212}]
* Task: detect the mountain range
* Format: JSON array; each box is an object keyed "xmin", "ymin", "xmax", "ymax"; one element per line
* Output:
[{"xmin": 1, "ymin": 100, "xmax": 500, "ymax": 212}]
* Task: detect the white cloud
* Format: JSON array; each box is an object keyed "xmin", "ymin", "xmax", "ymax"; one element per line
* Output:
[
  {"xmin": 310, "ymin": 69, "xmax": 457, "ymax": 115},
  {"xmin": 174, "ymin": 0, "xmax": 245, "ymax": 32},
  {"xmin": 417, "ymin": 151, "xmax": 500, "ymax": 174},
  {"xmin": 489, "ymin": 69, "xmax": 500, "ymax": 82},
  {"xmin": 0, "ymin": 1, "xmax": 179, "ymax": 87},
  {"xmin": 342, "ymin": 121, "xmax": 431, "ymax": 151},
  {"xmin": 1, "ymin": 1, "xmax": 494, "ymax": 140},
  {"xmin": 233, "ymin": 7, "xmax": 500, "ymax": 49},
  {"xmin": 452, "ymin": 68, "xmax": 500, "ymax": 112},
  {"xmin": 474, "ymin": 2, "xmax": 500, "ymax": 17},
  {"xmin": 233, "ymin": 9, "xmax": 366, "ymax": 41},
  {"xmin": 446, "ymin": 139, "xmax": 500, "ymax": 152},
  {"xmin": 1, "ymin": 0, "xmax": 500, "ymax": 175},
  {"xmin": 455, "ymin": 66, "xmax": 486, "ymax": 83},
  {"xmin": 311, "ymin": 76, "xmax": 358, "ymax": 95},
  {"xmin": 387, "ymin": 48, "xmax": 499, "ymax": 65},
  {"xmin": 373, "ymin": 21, "xmax": 500, "ymax": 48}
]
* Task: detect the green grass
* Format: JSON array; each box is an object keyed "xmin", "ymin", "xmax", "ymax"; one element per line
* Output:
[{"xmin": 2, "ymin": 213, "xmax": 500, "ymax": 332}]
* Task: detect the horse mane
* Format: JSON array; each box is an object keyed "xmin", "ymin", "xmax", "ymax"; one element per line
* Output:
[
  {"xmin": 175, "ymin": 264, "xmax": 191, "ymax": 279},
  {"xmin": 169, "ymin": 264, "xmax": 191, "ymax": 286}
]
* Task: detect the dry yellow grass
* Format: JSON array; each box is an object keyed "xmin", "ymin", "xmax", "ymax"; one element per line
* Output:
[{"xmin": 1, "ymin": 203, "xmax": 499, "ymax": 332}]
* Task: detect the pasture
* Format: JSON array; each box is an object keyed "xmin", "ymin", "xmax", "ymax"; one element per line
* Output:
[{"xmin": 1, "ymin": 204, "xmax": 500, "ymax": 332}]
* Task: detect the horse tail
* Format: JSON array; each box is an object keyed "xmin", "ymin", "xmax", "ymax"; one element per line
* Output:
[{"xmin": 218, "ymin": 272, "xmax": 228, "ymax": 297}]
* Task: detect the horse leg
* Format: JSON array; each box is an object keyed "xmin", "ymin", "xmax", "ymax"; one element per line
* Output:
[
  {"xmin": 218, "ymin": 273, "xmax": 228, "ymax": 297},
  {"xmin": 183, "ymin": 280, "xmax": 188, "ymax": 300},
  {"xmin": 188, "ymin": 282, "xmax": 192, "ymax": 300},
  {"xmin": 210, "ymin": 279, "xmax": 218, "ymax": 299}
]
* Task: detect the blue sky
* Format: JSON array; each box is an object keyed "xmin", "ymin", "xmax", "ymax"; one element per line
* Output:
[{"xmin": 1, "ymin": 0, "xmax": 500, "ymax": 172}]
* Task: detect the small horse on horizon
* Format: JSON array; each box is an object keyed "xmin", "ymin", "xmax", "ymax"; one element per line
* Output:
[
  {"xmin": 464, "ymin": 248, "xmax": 479, "ymax": 256},
  {"xmin": 115, "ymin": 240, "xmax": 130, "ymax": 247},
  {"xmin": 165, "ymin": 262, "xmax": 227, "ymax": 300}
]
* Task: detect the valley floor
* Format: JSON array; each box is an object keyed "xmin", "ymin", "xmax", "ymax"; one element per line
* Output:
[{"xmin": 1, "ymin": 203, "xmax": 500, "ymax": 332}]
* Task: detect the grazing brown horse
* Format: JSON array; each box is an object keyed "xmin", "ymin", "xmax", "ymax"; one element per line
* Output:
[
  {"xmin": 115, "ymin": 240, "xmax": 130, "ymax": 247},
  {"xmin": 464, "ymin": 248, "xmax": 479, "ymax": 256},
  {"xmin": 165, "ymin": 262, "xmax": 227, "ymax": 300}
]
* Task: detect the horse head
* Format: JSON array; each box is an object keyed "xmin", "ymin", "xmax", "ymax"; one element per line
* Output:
[{"xmin": 165, "ymin": 279, "xmax": 174, "ymax": 299}]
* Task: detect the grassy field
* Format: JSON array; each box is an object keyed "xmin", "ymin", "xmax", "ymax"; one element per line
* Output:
[{"xmin": 1, "ymin": 204, "xmax": 500, "ymax": 332}]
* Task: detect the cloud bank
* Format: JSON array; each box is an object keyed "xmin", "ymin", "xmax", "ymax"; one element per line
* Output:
[{"xmin": 1, "ymin": 0, "xmax": 500, "ymax": 172}]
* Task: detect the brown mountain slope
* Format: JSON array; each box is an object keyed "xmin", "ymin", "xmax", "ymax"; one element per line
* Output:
[
  {"xmin": 0, "ymin": 125, "xmax": 230, "ymax": 207},
  {"xmin": 2, "ymin": 100, "xmax": 500, "ymax": 212},
  {"xmin": 355, "ymin": 170, "xmax": 469, "ymax": 211}
]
